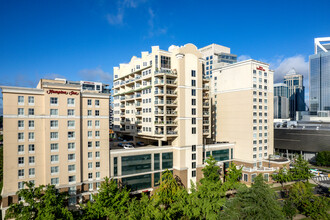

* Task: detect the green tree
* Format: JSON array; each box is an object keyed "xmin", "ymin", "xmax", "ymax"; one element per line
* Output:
[
  {"xmin": 282, "ymin": 199, "xmax": 297, "ymax": 220},
  {"xmin": 287, "ymin": 181, "xmax": 330, "ymax": 219},
  {"xmin": 81, "ymin": 177, "xmax": 130, "ymax": 220},
  {"xmin": 272, "ymin": 167, "xmax": 292, "ymax": 188},
  {"xmin": 5, "ymin": 182, "xmax": 73, "ymax": 220},
  {"xmin": 221, "ymin": 174, "xmax": 285, "ymax": 220},
  {"xmin": 315, "ymin": 151, "xmax": 330, "ymax": 166},
  {"xmin": 291, "ymin": 155, "xmax": 313, "ymax": 181},
  {"xmin": 150, "ymin": 170, "xmax": 187, "ymax": 219},
  {"xmin": 225, "ymin": 162, "xmax": 243, "ymax": 190}
]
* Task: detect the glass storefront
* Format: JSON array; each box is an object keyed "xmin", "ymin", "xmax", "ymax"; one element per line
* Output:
[
  {"xmin": 122, "ymin": 174, "xmax": 152, "ymax": 191},
  {"xmin": 122, "ymin": 154, "xmax": 151, "ymax": 175},
  {"xmin": 162, "ymin": 152, "xmax": 173, "ymax": 169}
]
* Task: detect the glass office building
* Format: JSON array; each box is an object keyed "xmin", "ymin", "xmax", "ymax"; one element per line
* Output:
[{"xmin": 310, "ymin": 40, "xmax": 330, "ymax": 112}]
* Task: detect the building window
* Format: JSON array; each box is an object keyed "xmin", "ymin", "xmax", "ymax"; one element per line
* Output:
[
  {"xmin": 18, "ymin": 169, "xmax": 24, "ymax": 178},
  {"xmin": 95, "ymin": 131, "xmax": 100, "ymax": 137},
  {"xmin": 88, "ymin": 152, "xmax": 92, "ymax": 159},
  {"xmin": 28, "ymin": 120, "xmax": 34, "ymax": 128},
  {"xmin": 18, "ymin": 157, "xmax": 24, "ymax": 165},
  {"xmin": 29, "ymin": 156, "xmax": 35, "ymax": 164},
  {"xmin": 68, "ymin": 120, "xmax": 75, "ymax": 128},
  {"xmin": 68, "ymin": 143, "xmax": 75, "ymax": 150},
  {"xmin": 87, "ymin": 120, "xmax": 92, "ymax": 127},
  {"xmin": 192, "ymin": 108, "xmax": 196, "ymax": 115},
  {"xmin": 51, "ymin": 166, "xmax": 59, "ymax": 174},
  {"xmin": 50, "ymin": 109, "xmax": 58, "ymax": 116},
  {"xmin": 51, "ymin": 178, "xmax": 59, "ymax": 185},
  {"xmin": 192, "ymin": 170, "xmax": 196, "ymax": 177},
  {"xmin": 88, "ymin": 110, "xmax": 92, "ymax": 116},
  {"xmin": 50, "ymin": 132, "xmax": 58, "ymax": 140},
  {"xmin": 192, "ymin": 89, "xmax": 196, "ymax": 96},
  {"xmin": 28, "ymin": 108, "xmax": 34, "ymax": 116},
  {"xmin": 243, "ymin": 174, "xmax": 248, "ymax": 182},
  {"xmin": 18, "ymin": 96, "xmax": 24, "ymax": 104},
  {"xmin": 88, "ymin": 131, "xmax": 92, "ymax": 138},
  {"xmin": 68, "ymin": 131, "xmax": 75, "ymax": 139},
  {"xmin": 192, "ymin": 153, "xmax": 196, "ymax": 160},
  {"xmin": 87, "ymin": 99, "xmax": 92, "ymax": 106},
  {"xmin": 50, "ymin": 120, "xmax": 58, "ymax": 128},
  {"xmin": 192, "ymin": 162, "xmax": 196, "ymax": 168},
  {"xmin": 68, "ymin": 176, "xmax": 76, "ymax": 183},
  {"xmin": 192, "ymin": 127, "xmax": 196, "ymax": 134},
  {"xmin": 192, "ymin": 145, "xmax": 196, "ymax": 152},
  {"xmin": 29, "ymin": 168, "xmax": 35, "ymax": 177},
  {"xmin": 67, "ymin": 153, "xmax": 75, "ymax": 161},
  {"xmin": 88, "ymin": 162, "xmax": 92, "ymax": 169},
  {"xmin": 51, "ymin": 143, "xmax": 58, "ymax": 151},
  {"xmin": 50, "ymin": 97, "xmax": 58, "ymax": 105},
  {"xmin": 160, "ymin": 56, "xmax": 171, "ymax": 69},
  {"xmin": 191, "ymin": 80, "xmax": 196, "ymax": 87},
  {"xmin": 18, "ymin": 132, "xmax": 24, "ymax": 141},
  {"xmin": 192, "ymin": 118, "xmax": 196, "ymax": 124},
  {"xmin": 18, "ymin": 120, "xmax": 24, "ymax": 129},
  {"xmin": 28, "ymin": 96, "xmax": 34, "ymax": 104},
  {"xmin": 88, "ymin": 173, "xmax": 93, "ymax": 179},
  {"xmin": 18, "ymin": 145, "xmax": 24, "ymax": 153},
  {"xmin": 88, "ymin": 142, "xmax": 92, "ymax": 148},
  {"xmin": 68, "ymin": 109, "xmax": 75, "ymax": 116},
  {"xmin": 51, "ymin": 155, "xmax": 59, "ymax": 163},
  {"xmin": 95, "ymin": 120, "xmax": 100, "ymax": 127},
  {"xmin": 95, "ymin": 110, "xmax": 100, "ymax": 116},
  {"xmin": 95, "ymin": 141, "xmax": 100, "ymax": 148},
  {"xmin": 95, "ymin": 151, "xmax": 100, "ymax": 158},
  {"xmin": 192, "ymin": 99, "xmax": 196, "ymax": 105},
  {"xmin": 96, "ymin": 172, "xmax": 100, "ymax": 178},
  {"xmin": 95, "ymin": 100, "xmax": 100, "ymax": 106},
  {"xmin": 191, "ymin": 70, "xmax": 196, "ymax": 77},
  {"xmin": 96, "ymin": 161, "xmax": 100, "ymax": 168},
  {"xmin": 67, "ymin": 98, "xmax": 75, "ymax": 105},
  {"xmin": 29, "ymin": 144, "xmax": 35, "ymax": 153},
  {"xmin": 18, "ymin": 108, "xmax": 24, "ymax": 116}
]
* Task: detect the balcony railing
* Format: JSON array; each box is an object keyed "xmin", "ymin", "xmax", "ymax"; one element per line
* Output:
[
  {"xmin": 166, "ymin": 90, "xmax": 177, "ymax": 95},
  {"xmin": 154, "ymin": 69, "xmax": 177, "ymax": 76},
  {"xmin": 136, "ymin": 121, "xmax": 142, "ymax": 124},
  {"xmin": 166, "ymin": 121, "xmax": 177, "ymax": 125},
  {"xmin": 203, "ymin": 102, "xmax": 209, "ymax": 106},
  {"xmin": 154, "ymin": 80, "xmax": 164, "ymax": 85},
  {"xmin": 120, "ymin": 97, "xmax": 125, "ymax": 100},
  {"xmin": 203, "ymin": 120, "xmax": 209, "ymax": 124},
  {"xmin": 120, "ymin": 112, "xmax": 125, "ymax": 116},
  {"xmin": 155, "ymin": 131, "xmax": 164, "ymax": 135},
  {"xmin": 155, "ymin": 111, "xmax": 164, "ymax": 115},
  {"xmin": 154, "ymin": 121, "xmax": 165, "ymax": 124},
  {"xmin": 167, "ymin": 130, "xmax": 178, "ymax": 135},
  {"xmin": 136, "ymin": 102, "xmax": 141, "ymax": 106},
  {"xmin": 166, "ymin": 111, "xmax": 177, "ymax": 115},
  {"xmin": 166, "ymin": 80, "xmax": 177, "ymax": 85},
  {"xmin": 166, "ymin": 100, "xmax": 177, "ymax": 105},
  {"xmin": 203, "ymin": 111, "xmax": 209, "ymax": 115},
  {"xmin": 155, "ymin": 100, "xmax": 164, "ymax": 105},
  {"xmin": 203, "ymin": 129, "xmax": 209, "ymax": 133},
  {"xmin": 120, "ymin": 104, "xmax": 125, "ymax": 108},
  {"xmin": 203, "ymin": 94, "xmax": 209, "ymax": 98},
  {"xmin": 136, "ymin": 112, "xmax": 141, "ymax": 115},
  {"xmin": 137, "ymin": 130, "xmax": 142, "ymax": 133},
  {"xmin": 155, "ymin": 90, "xmax": 164, "ymax": 95},
  {"xmin": 203, "ymin": 85, "xmax": 210, "ymax": 90}
]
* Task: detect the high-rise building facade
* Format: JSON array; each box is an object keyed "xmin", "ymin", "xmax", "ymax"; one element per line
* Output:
[
  {"xmin": 284, "ymin": 69, "xmax": 305, "ymax": 119},
  {"xmin": 310, "ymin": 37, "xmax": 330, "ymax": 113},
  {"xmin": 199, "ymin": 44, "xmax": 237, "ymax": 79},
  {"xmin": 0, "ymin": 79, "xmax": 110, "ymax": 212},
  {"xmin": 210, "ymin": 60, "xmax": 274, "ymax": 164},
  {"xmin": 274, "ymin": 83, "xmax": 289, "ymax": 119}
]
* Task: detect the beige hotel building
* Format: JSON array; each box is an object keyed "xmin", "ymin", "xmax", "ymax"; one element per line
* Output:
[
  {"xmin": 0, "ymin": 79, "xmax": 110, "ymax": 213},
  {"xmin": 112, "ymin": 43, "xmax": 288, "ymax": 192}
]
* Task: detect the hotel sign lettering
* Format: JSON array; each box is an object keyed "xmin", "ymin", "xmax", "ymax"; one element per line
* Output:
[
  {"xmin": 256, "ymin": 66, "xmax": 265, "ymax": 71},
  {"xmin": 47, "ymin": 90, "xmax": 79, "ymax": 95}
]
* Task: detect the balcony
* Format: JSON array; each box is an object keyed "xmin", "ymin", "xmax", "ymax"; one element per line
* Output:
[
  {"xmin": 137, "ymin": 130, "xmax": 142, "ymax": 133},
  {"xmin": 203, "ymin": 85, "xmax": 210, "ymax": 90},
  {"xmin": 166, "ymin": 79, "xmax": 177, "ymax": 86},
  {"xmin": 126, "ymin": 78, "xmax": 135, "ymax": 85},
  {"xmin": 155, "ymin": 100, "xmax": 164, "ymax": 105},
  {"xmin": 154, "ymin": 69, "xmax": 177, "ymax": 77},
  {"xmin": 166, "ymin": 121, "xmax": 177, "ymax": 125},
  {"xmin": 126, "ymin": 95, "xmax": 135, "ymax": 100},
  {"xmin": 203, "ymin": 102, "xmax": 209, "ymax": 107},
  {"xmin": 203, "ymin": 120, "xmax": 209, "ymax": 124},
  {"xmin": 166, "ymin": 100, "xmax": 177, "ymax": 105},
  {"xmin": 203, "ymin": 94, "xmax": 209, "ymax": 99},
  {"xmin": 154, "ymin": 79, "xmax": 164, "ymax": 86},
  {"xmin": 203, "ymin": 111, "xmax": 209, "ymax": 116},
  {"xmin": 136, "ymin": 111, "xmax": 142, "ymax": 115},
  {"xmin": 155, "ymin": 90, "xmax": 164, "ymax": 95},
  {"xmin": 155, "ymin": 130, "xmax": 164, "ymax": 135},
  {"xmin": 203, "ymin": 129, "xmax": 210, "ymax": 133},
  {"xmin": 120, "ymin": 121, "xmax": 125, "ymax": 124},
  {"xmin": 166, "ymin": 90, "xmax": 177, "ymax": 96},
  {"xmin": 154, "ymin": 121, "xmax": 165, "ymax": 125},
  {"xmin": 120, "ymin": 104, "xmax": 125, "ymax": 108},
  {"xmin": 166, "ymin": 130, "xmax": 178, "ymax": 135},
  {"xmin": 166, "ymin": 110, "xmax": 177, "ymax": 115},
  {"xmin": 120, "ymin": 96, "xmax": 125, "ymax": 101},
  {"xmin": 135, "ymin": 93, "xmax": 142, "ymax": 99},
  {"xmin": 120, "ymin": 112, "xmax": 125, "ymax": 116},
  {"xmin": 135, "ymin": 102, "xmax": 141, "ymax": 107},
  {"xmin": 136, "ymin": 120, "xmax": 142, "ymax": 124},
  {"xmin": 155, "ymin": 110, "xmax": 164, "ymax": 115}
]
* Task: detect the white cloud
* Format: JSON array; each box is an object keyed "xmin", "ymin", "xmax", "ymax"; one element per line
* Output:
[
  {"xmin": 237, "ymin": 55, "xmax": 251, "ymax": 62},
  {"xmin": 106, "ymin": 0, "xmax": 147, "ymax": 25},
  {"xmin": 79, "ymin": 68, "xmax": 112, "ymax": 83},
  {"xmin": 144, "ymin": 8, "xmax": 167, "ymax": 38}
]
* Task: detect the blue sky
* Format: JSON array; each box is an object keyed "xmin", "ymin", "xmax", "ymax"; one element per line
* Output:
[{"xmin": 1, "ymin": 0, "xmax": 330, "ymax": 99}]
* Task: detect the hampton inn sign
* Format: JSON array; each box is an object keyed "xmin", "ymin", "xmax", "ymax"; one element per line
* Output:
[{"xmin": 47, "ymin": 90, "xmax": 79, "ymax": 95}]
